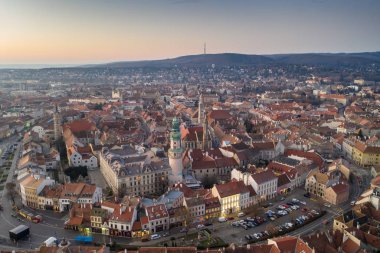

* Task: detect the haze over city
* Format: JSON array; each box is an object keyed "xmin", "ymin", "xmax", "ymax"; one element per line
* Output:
[{"xmin": 1, "ymin": 0, "xmax": 380, "ymax": 65}]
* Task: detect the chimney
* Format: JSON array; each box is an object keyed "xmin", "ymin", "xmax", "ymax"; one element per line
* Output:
[
  {"xmin": 124, "ymin": 249, "xmax": 127, "ymax": 253},
  {"xmin": 246, "ymin": 244, "xmax": 250, "ymax": 249}
]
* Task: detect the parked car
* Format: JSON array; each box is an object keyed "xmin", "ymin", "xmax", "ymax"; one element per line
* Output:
[
  {"xmin": 150, "ymin": 234, "xmax": 161, "ymax": 240},
  {"xmin": 304, "ymin": 193, "xmax": 311, "ymax": 198},
  {"xmin": 238, "ymin": 212, "xmax": 245, "ymax": 217},
  {"xmin": 218, "ymin": 217, "xmax": 227, "ymax": 222},
  {"xmin": 197, "ymin": 224, "xmax": 205, "ymax": 229},
  {"xmin": 324, "ymin": 203, "xmax": 331, "ymax": 208}
]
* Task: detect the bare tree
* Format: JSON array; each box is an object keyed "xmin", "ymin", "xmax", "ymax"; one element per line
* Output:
[{"xmin": 6, "ymin": 182, "xmax": 18, "ymax": 204}]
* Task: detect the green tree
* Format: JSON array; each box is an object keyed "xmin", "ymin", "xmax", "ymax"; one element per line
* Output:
[
  {"xmin": 64, "ymin": 166, "xmax": 88, "ymax": 181},
  {"xmin": 201, "ymin": 175, "xmax": 217, "ymax": 189}
]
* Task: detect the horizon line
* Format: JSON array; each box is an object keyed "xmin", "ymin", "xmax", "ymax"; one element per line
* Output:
[{"xmin": 1, "ymin": 50, "xmax": 379, "ymax": 70}]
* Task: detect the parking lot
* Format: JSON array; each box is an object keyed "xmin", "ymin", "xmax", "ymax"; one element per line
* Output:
[{"xmin": 213, "ymin": 188, "xmax": 331, "ymax": 244}]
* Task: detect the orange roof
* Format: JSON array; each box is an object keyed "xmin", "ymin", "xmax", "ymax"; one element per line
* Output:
[
  {"xmin": 132, "ymin": 220, "xmax": 142, "ymax": 231},
  {"xmin": 214, "ymin": 181, "xmax": 250, "ymax": 198},
  {"xmin": 64, "ymin": 119, "xmax": 96, "ymax": 133},
  {"xmin": 66, "ymin": 216, "xmax": 83, "ymax": 226}
]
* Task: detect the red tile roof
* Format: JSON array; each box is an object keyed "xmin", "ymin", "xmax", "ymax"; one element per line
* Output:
[
  {"xmin": 146, "ymin": 204, "xmax": 169, "ymax": 221},
  {"xmin": 251, "ymin": 170, "xmax": 277, "ymax": 185},
  {"xmin": 214, "ymin": 181, "xmax": 249, "ymax": 198},
  {"xmin": 64, "ymin": 119, "xmax": 97, "ymax": 133}
]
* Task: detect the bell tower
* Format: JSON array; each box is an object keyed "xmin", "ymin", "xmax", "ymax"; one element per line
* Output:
[
  {"xmin": 53, "ymin": 104, "xmax": 62, "ymax": 141},
  {"xmin": 198, "ymin": 93, "xmax": 204, "ymax": 124}
]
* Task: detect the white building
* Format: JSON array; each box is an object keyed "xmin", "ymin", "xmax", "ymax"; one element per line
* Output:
[
  {"xmin": 59, "ymin": 183, "xmax": 102, "ymax": 212},
  {"xmin": 232, "ymin": 168, "xmax": 278, "ymax": 202}
]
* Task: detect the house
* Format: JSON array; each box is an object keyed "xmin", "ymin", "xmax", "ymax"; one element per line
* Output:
[
  {"xmin": 90, "ymin": 206, "xmax": 109, "ymax": 234},
  {"xmin": 59, "ymin": 183, "xmax": 102, "ymax": 212},
  {"xmin": 333, "ymin": 210, "xmax": 367, "ymax": 233},
  {"xmin": 19, "ymin": 175, "xmax": 55, "ymax": 209},
  {"xmin": 250, "ymin": 170, "xmax": 278, "ymax": 201},
  {"xmin": 64, "ymin": 203, "xmax": 92, "ymax": 232},
  {"xmin": 352, "ymin": 141, "xmax": 380, "ymax": 167},
  {"xmin": 204, "ymin": 197, "xmax": 221, "ymax": 220},
  {"xmin": 67, "ymin": 145, "xmax": 98, "ymax": 169},
  {"xmin": 145, "ymin": 204, "xmax": 170, "ymax": 233},
  {"xmin": 325, "ymin": 183, "xmax": 350, "ymax": 205},
  {"xmin": 211, "ymin": 181, "xmax": 250, "ymax": 215},
  {"xmin": 252, "ymin": 141, "xmax": 284, "ymax": 161},
  {"xmin": 184, "ymin": 196, "xmax": 205, "ymax": 223},
  {"xmin": 108, "ymin": 204, "xmax": 137, "ymax": 237},
  {"xmin": 305, "ymin": 169, "xmax": 349, "ymax": 205}
]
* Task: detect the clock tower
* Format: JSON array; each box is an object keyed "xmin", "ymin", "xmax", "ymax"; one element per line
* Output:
[{"xmin": 168, "ymin": 117, "xmax": 184, "ymax": 184}]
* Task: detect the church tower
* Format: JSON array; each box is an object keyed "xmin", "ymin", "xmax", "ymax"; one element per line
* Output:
[
  {"xmin": 168, "ymin": 117, "xmax": 184, "ymax": 184},
  {"xmin": 53, "ymin": 104, "xmax": 62, "ymax": 141},
  {"xmin": 198, "ymin": 93, "xmax": 205, "ymax": 124},
  {"xmin": 202, "ymin": 114, "xmax": 209, "ymax": 151}
]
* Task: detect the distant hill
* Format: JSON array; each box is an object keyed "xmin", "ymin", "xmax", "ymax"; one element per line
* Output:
[{"xmin": 84, "ymin": 51, "xmax": 380, "ymax": 68}]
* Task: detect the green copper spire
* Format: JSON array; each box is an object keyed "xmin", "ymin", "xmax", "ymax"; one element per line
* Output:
[{"xmin": 171, "ymin": 117, "xmax": 180, "ymax": 132}]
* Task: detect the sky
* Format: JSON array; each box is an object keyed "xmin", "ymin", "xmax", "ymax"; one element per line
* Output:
[{"xmin": 1, "ymin": 0, "xmax": 380, "ymax": 65}]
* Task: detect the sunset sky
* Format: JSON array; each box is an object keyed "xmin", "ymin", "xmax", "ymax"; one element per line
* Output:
[{"xmin": 1, "ymin": 0, "xmax": 380, "ymax": 65}]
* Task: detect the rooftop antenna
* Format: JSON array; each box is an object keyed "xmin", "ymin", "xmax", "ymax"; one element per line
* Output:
[{"xmin": 204, "ymin": 42, "xmax": 206, "ymax": 55}]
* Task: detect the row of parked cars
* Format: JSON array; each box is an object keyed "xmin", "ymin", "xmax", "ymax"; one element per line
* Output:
[
  {"xmin": 231, "ymin": 216, "xmax": 266, "ymax": 230},
  {"xmin": 245, "ymin": 209, "xmax": 322, "ymax": 242},
  {"xmin": 1, "ymin": 143, "xmax": 17, "ymax": 160},
  {"xmin": 265, "ymin": 198, "xmax": 305, "ymax": 221}
]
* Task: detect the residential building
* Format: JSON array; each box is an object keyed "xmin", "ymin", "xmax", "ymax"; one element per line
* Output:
[
  {"xmin": 99, "ymin": 145, "xmax": 169, "ymax": 196},
  {"xmin": 59, "ymin": 183, "xmax": 102, "ymax": 212},
  {"xmin": 352, "ymin": 141, "xmax": 380, "ymax": 167},
  {"xmin": 145, "ymin": 204, "xmax": 170, "ymax": 233},
  {"xmin": 305, "ymin": 169, "xmax": 349, "ymax": 205},
  {"xmin": 19, "ymin": 175, "xmax": 55, "ymax": 208},
  {"xmin": 250, "ymin": 170, "xmax": 278, "ymax": 201},
  {"xmin": 211, "ymin": 180, "xmax": 250, "ymax": 215},
  {"xmin": 183, "ymin": 196, "xmax": 205, "ymax": 223}
]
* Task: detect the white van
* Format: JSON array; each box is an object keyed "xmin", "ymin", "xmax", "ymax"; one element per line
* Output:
[
  {"xmin": 238, "ymin": 212, "xmax": 245, "ymax": 217},
  {"xmin": 218, "ymin": 217, "xmax": 227, "ymax": 222},
  {"xmin": 43, "ymin": 237, "xmax": 57, "ymax": 247}
]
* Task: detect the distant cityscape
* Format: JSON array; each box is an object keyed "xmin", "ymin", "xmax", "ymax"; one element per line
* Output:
[{"xmin": 0, "ymin": 53, "xmax": 379, "ymax": 253}]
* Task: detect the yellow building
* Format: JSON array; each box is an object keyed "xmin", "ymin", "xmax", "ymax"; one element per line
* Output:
[
  {"xmin": 19, "ymin": 175, "xmax": 55, "ymax": 209},
  {"xmin": 352, "ymin": 142, "xmax": 380, "ymax": 167},
  {"xmin": 211, "ymin": 181, "xmax": 249, "ymax": 215}
]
